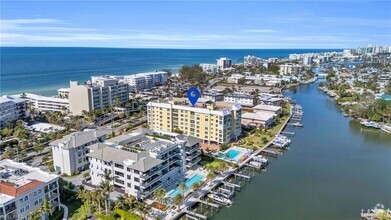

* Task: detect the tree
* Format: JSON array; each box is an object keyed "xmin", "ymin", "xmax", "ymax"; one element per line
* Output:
[
  {"xmin": 28, "ymin": 210, "xmax": 42, "ymax": 220},
  {"xmin": 178, "ymin": 182, "xmax": 187, "ymax": 196},
  {"xmin": 206, "ymin": 172, "xmax": 216, "ymax": 184},
  {"xmin": 191, "ymin": 181, "xmax": 203, "ymax": 196},
  {"xmin": 172, "ymin": 194, "xmax": 184, "ymax": 211},
  {"xmin": 134, "ymin": 202, "xmax": 150, "ymax": 220},
  {"xmin": 99, "ymin": 169, "xmax": 114, "ymax": 215},
  {"xmin": 261, "ymin": 136, "xmax": 268, "ymax": 144},
  {"xmin": 39, "ymin": 200, "xmax": 52, "ymax": 219},
  {"xmin": 153, "ymin": 188, "xmax": 167, "ymax": 209},
  {"xmin": 33, "ymin": 142, "xmax": 45, "ymax": 156},
  {"xmin": 2, "ymin": 147, "xmax": 15, "ymax": 159}
]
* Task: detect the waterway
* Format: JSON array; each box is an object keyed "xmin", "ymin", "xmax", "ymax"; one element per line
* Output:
[{"xmin": 212, "ymin": 81, "xmax": 391, "ymax": 220}]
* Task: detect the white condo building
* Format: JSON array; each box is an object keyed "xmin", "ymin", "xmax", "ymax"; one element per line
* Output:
[
  {"xmin": 23, "ymin": 93, "xmax": 69, "ymax": 113},
  {"xmin": 119, "ymin": 71, "xmax": 168, "ymax": 92},
  {"xmin": 69, "ymin": 76, "xmax": 129, "ymax": 115},
  {"xmin": 0, "ymin": 160, "xmax": 60, "ymax": 220},
  {"xmin": 86, "ymin": 130, "xmax": 201, "ymax": 199},
  {"xmin": 0, "ymin": 95, "xmax": 27, "ymax": 129},
  {"xmin": 216, "ymin": 58, "xmax": 232, "ymax": 69},
  {"xmin": 199, "ymin": 64, "xmax": 219, "ymax": 74},
  {"xmin": 50, "ymin": 129, "xmax": 110, "ymax": 175},
  {"xmin": 279, "ymin": 64, "xmax": 303, "ymax": 75},
  {"xmin": 224, "ymin": 94, "xmax": 255, "ymax": 107}
]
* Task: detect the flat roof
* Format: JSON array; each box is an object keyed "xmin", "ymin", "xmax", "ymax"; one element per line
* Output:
[
  {"xmin": 0, "ymin": 160, "xmax": 58, "ymax": 203},
  {"xmin": 242, "ymin": 112, "xmax": 275, "ymax": 121},
  {"xmin": 253, "ymin": 104, "xmax": 282, "ymax": 112}
]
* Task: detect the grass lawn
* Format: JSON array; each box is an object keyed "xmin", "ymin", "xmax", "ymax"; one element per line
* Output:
[
  {"xmin": 198, "ymin": 155, "xmax": 236, "ymax": 168},
  {"xmin": 63, "ymin": 200, "xmax": 82, "ymax": 219},
  {"xmin": 236, "ymin": 104, "xmax": 291, "ymax": 150}
]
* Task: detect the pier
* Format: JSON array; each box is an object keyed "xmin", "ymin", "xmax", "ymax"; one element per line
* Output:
[
  {"xmin": 222, "ymin": 181, "xmax": 241, "ymax": 190},
  {"xmin": 197, "ymin": 199, "xmax": 220, "ymax": 209},
  {"xmin": 185, "ymin": 210, "xmax": 207, "ymax": 220},
  {"xmin": 281, "ymin": 131, "xmax": 295, "ymax": 135},
  {"xmin": 233, "ymin": 172, "xmax": 251, "ymax": 181},
  {"xmin": 244, "ymin": 162, "xmax": 262, "ymax": 169},
  {"xmin": 260, "ymin": 149, "xmax": 279, "ymax": 157}
]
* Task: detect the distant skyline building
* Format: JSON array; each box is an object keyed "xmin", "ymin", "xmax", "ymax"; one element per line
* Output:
[
  {"xmin": 117, "ymin": 71, "xmax": 168, "ymax": 92},
  {"xmin": 216, "ymin": 57, "xmax": 232, "ymax": 69}
]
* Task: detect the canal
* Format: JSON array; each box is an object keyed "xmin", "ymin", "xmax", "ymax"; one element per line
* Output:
[{"xmin": 212, "ymin": 81, "xmax": 391, "ymax": 220}]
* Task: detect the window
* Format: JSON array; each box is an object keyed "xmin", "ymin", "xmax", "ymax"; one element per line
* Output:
[
  {"xmin": 134, "ymin": 177, "xmax": 140, "ymax": 182},
  {"xmin": 38, "ymin": 189, "xmax": 42, "ymax": 194},
  {"xmin": 26, "ymin": 205, "xmax": 30, "ymax": 211},
  {"xmin": 35, "ymin": 201, "xmax": 38, "ymax": 205},
  {"xmin": 19, "ymin": 199, "xmax": 23, "ymax": 204},
  {"xmin": 24, "ymin": 196, "xmax": 28, "ymax": 201},
  {"xmin": 20, "ymin": 208, "xmax": 24, "ymax": 213},
  {"xmin": 39, "ymin": 198, "xmax": 43, "ymax": 203}
]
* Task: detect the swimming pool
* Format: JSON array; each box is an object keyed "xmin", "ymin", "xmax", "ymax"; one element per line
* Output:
[
  {"xmin": 168, "ymin": 174, "xmax": 204, "ymax": 197},
  {"xmin": 219, "ymin": 149, "xmax": 241, "ymax": 159}
]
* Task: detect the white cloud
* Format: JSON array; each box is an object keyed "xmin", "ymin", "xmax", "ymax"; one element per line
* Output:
[{"xmin": 242, "ymin": 29, "xmax": 280, "ymax": 33}]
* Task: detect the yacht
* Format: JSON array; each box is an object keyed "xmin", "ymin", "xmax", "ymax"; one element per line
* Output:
[{"xmin": 207, "ymin": 193, "xmax": 232, "ymax": 205}]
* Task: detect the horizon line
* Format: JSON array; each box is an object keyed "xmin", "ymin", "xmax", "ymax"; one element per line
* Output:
[{"xmin": 0, "ymin": 46, "xmax": 346, "ymax": 50}]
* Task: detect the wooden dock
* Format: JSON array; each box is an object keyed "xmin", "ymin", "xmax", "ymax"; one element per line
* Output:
[
  {"xmin": 233, "ymin": 172, "xmax": 251, "ymax": 180},
  {"xmin": 260, "ymin": 149, "xmax": 279, "ymax": 157},
  {"xmin": 222, "ymin": 181, "xmax": 241, "ymax": 189},
  {"xmin": 197, "ymin": 199, "xmax": 220, "ymax": 209},
  {"xmin": 186, "ymin": 211, "xmax": 207, "ymax": 220},
  {"xmin": 281, "ymin": 131, "xmax": 295, "ymax": 135}
]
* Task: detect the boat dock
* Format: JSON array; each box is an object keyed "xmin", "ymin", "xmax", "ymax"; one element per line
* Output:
[
  {"xmin": 222, "ymin": 181, "xmax": 241, "ymax": 190},
  {"xmin": 197, "ymin": 199, "xmax": 220, "ymax": 209},
  {"xmin": 233, "ymin": 172, "xmax": 251, "ymax": 181},
  {"xmin": 185, "ymin": 210, "xmax": 208, "ymax": 220},
  {"xmin": 281, "ymin": 131, "xmax": 295, "ymax": 135},
  {"xmin": 260, "ymin": 149, "xmax": 279, "ymax": 157}
]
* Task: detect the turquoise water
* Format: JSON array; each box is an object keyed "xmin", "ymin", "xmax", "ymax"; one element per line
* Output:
[
  {"xmin": 0, "ymin": 47, "xmax": 341, "ymax": 96},
  {"xmin": 381, "ymin": 94, "xmax": 391, "ymax": 101},
  {"xmin": 219, "ymin": 149, "xmax": 241, "ymax": 159},
  {"xmin": 168, "ymin": 174, "xmax": 205, "ymax": 197}
]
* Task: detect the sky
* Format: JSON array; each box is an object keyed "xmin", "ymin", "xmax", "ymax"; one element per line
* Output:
[{"xmin": 1, "ymin": 1, "xmax": 390, "ymax": 49}]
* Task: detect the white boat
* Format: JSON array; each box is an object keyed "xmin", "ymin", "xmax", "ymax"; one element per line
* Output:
[{"xmin": 207, "ymin": 193, "xmax": 232, "ymax": 205}]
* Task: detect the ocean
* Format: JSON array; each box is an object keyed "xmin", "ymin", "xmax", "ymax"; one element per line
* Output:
[{"xmin": 0, "ymin": 47, "xmax": 341, "ymax": 96}]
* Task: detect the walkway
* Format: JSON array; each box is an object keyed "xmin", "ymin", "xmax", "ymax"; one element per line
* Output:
[{"xmin": 60, "ymin": 204, "xmax": 68, "ymax": 220}]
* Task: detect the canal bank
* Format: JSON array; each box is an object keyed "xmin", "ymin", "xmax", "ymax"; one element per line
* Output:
[{"xmin": 211, "ymin": 81, "xmax": 391, "ymax": 220}]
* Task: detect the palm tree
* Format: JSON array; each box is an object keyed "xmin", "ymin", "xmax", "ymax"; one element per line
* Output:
[
  {"xmin": 172, "ymin": 194, "xmax": 183, "ymax": 211},
  {"xmin": 191, "ymin": 182, "xmax": 203, "ymax": 197},
  {"xmin": 153, "ymin": 188, "xmax": 167, "ymax": 209},
  {"xmin": 206, "ymin": 172, "xmax": 216, "ymax": 185},
  {"xmin": 28, "ymin": 210, "xmax": 42, "ymax": 220},
  {"xmin": 99, "ymin": 180, "xmax": 113, "ymax": 215},
  {"xmin": 134, "ymin": 201, "xmax": 151, "ymax": 220},
  {"xmin": 39, "ymin": 200, "xmax": 52, "ymax": 219},
  {"xmin": 114, "ymin": 195, "xmax": 126, "ymax": 210},
  {"xmin": 94, "ymin": 188, "xmax": 104, "ymax": 214},
  {"xmin": 124, "ymin": 194, "xmax": 137, "ymax": 211},
  {"xmin": 178, "ymin": 182, "xmax": 187, "ymax": 196}
]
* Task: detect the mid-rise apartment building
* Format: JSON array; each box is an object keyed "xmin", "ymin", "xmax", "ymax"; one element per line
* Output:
[
  {"xmin": 147, "ymin": 100, "xmax": 242, "ymax": 144},
  {"xmin": 279, "ymin": 64, "xmax": 303, "ymax": 75},
  {"xmin": 202, "ymin": 91, "xmax": 224, "ymax": 102},
  {"xmin": 87, "ymin": 130, "xmax": 200, "ymax": 199},
  {"xmin": 216, "ymin": 58, "xmax": 232, "ymax": 69},
  {"xmin": 50, "ymin": 129, "xmax": 110, "ymax": 175},
  {"xmin": 0, "ymin": 160, "xmax": 60, "ymax": 220},
  {"xmin": 199, "ymin": 64, "xmax": 219, "ymax": 74},
  {"xmin": 119, "ymin": 72, "xmax": 168, "ymax": 92},
  {"xmin": 23, "ymin": 93, "xmax": 69, "ymax": 113},
  {"xmin": 68, "ymin": 77, "xmax": 129, "ymax": 115},
  {"xmin": 0, "ymin": 95, "xmax": 26, "ymax": 129},
  {"xmin": 224, "ymin": 94, "xmax": 255, "ymax": 107}
]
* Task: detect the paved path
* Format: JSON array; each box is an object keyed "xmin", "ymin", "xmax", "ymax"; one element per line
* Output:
[{"xmin": 60, "ymin": 204, "xmax": 68, "ymax": 220}]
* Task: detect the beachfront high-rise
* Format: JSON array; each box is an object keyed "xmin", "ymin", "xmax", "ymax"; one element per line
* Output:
[
  {"xmin": 118, "ymin": 71, "xmax": 168, "ymax": 92},
  {"xmin": 0, "ymin": 95, "xmax": 27, "ymax": 129},
  {"xmin": 216, "ymin": 57, "xmax": 232, "ymax": 69},
  {"xmin": 147, "ymin": 100, "xmax": 242, "ymax": 144},
  {"xmin": 68, "ymin": 76, "xmax": 129, "ymax": 115}
]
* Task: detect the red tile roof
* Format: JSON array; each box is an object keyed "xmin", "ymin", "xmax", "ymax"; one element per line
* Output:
[{"xmin": 0, "ymin": 180, "xmax": 44, "ymax": 197}]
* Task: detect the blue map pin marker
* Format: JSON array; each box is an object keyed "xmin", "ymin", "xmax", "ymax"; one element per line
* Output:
[{"xmin": 187, "ymin": 87, "xmax": 200, "ymax": 106}]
